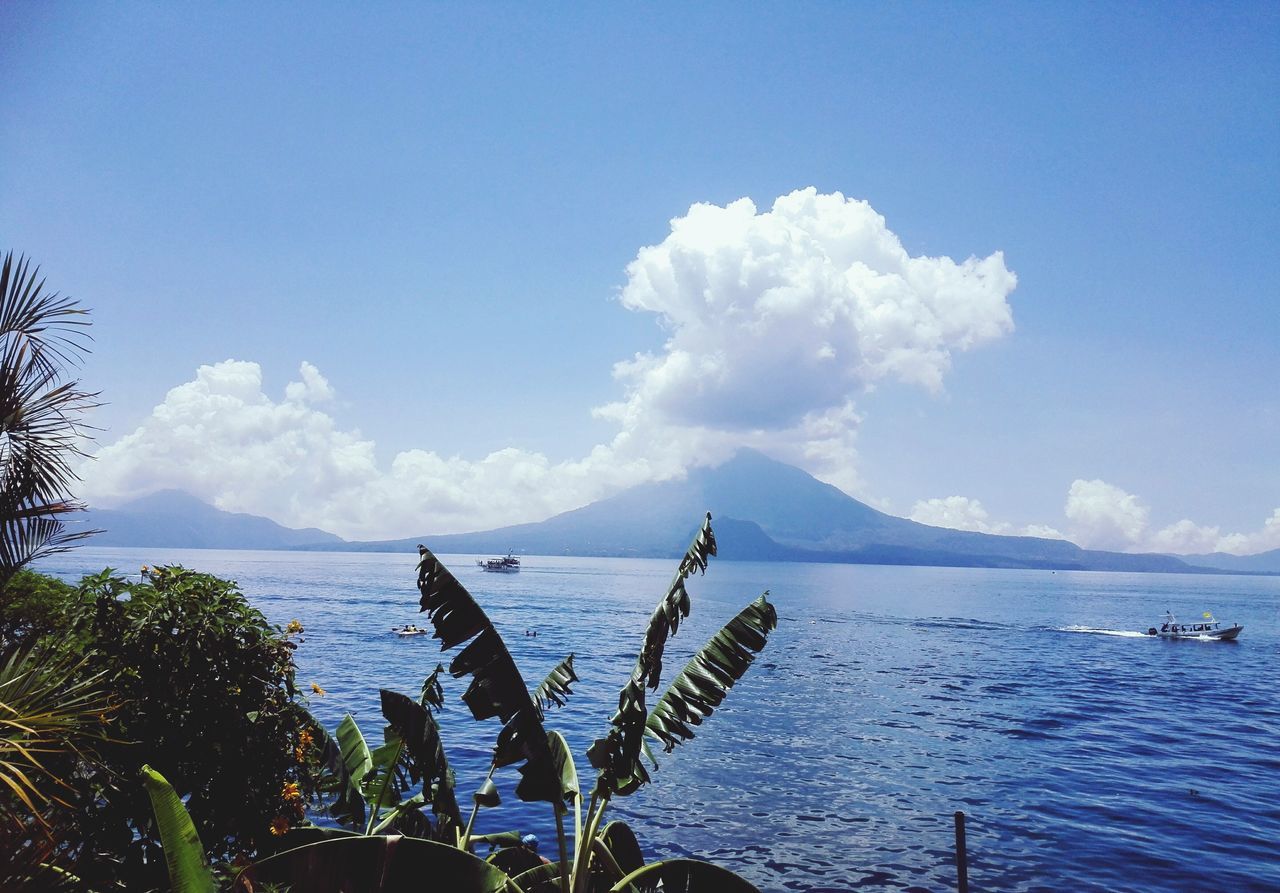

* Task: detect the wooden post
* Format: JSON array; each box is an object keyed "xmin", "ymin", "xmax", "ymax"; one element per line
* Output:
[{"xmin": 954, "ymin": 810, "xmax": 969, "ymax": 893}]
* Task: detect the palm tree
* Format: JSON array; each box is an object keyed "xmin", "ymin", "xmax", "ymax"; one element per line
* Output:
[
  {"xmin": 0, "ymin": 251, "xmax": 98, "ymax": 583},
  {"xmin": 0, "ymin": 253, "xmax": 107, "ymax": 889}
]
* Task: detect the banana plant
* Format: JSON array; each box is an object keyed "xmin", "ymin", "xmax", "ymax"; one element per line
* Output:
[
  {"xmin": 577, "ymin": 514, "xmax": 776, "ymax": 892},
  {"xmin": 315, "ymin": 663, "xmax": 463, "ymax": 841},
  {"xmin": 189, "ymin": 513, "xmax": 775, "ymax": 893},
  {"xmin": 417, "ymin": 513, "xmax": 775, "ymax": 892}
]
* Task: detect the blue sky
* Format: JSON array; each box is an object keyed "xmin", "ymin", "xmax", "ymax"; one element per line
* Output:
[{"xmin": 3, "ymin": 3, "xmax": 1277, "ymax": 551}]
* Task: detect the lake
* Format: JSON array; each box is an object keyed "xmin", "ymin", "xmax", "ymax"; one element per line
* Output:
[{"xmin": 37, "ymin": 547, "xmax": 1280, "ymax": 892}]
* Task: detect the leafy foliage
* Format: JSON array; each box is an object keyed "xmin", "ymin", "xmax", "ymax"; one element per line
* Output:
[
  {"xmin": 0, "ymin": 251, "xmax": 98, "ymax": 581},
  {"xmin": 140, "ymin": 514, "xmax": 771, "ymax": 893},
  {"xmin": 52, "ymin": 566, "xmax": 319, "ymax": 889},
  {"xmin": 0, "ymin": 568, "xmax": 76, "ymax": 649}
]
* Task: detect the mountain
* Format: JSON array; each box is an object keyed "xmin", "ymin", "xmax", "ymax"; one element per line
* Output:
[
  {"xmin": 1179, "ymin": 548, "xmax": 1280, "ymax": 574},
  {"xmin": 79, "ymin": 490, "xmax": 345, "ymax": 549},
  {"xmin": 81, "ymin": 458, "xmax": 1267, "ymax": 574},
  {"xmin": 324, "ymin": 450, "xmax": 1218, "ymax": 573}
]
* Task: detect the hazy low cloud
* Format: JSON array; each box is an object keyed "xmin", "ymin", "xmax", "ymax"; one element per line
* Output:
[
  {"xmin": 81, "ymin": 361, "xmax": 659, "ymax": 539},
  {"xmin": 919, "ymin": 481, "xmax": 1280, "ymax": 556},
  {"xmin": 80, "ymin": 188, "xmax": 1019, "ymax": 539},
  {"xmin": 1067, "ymin": 480, "xmax": 1280, "ymax": 555},
  {"xmin": 909, "ymin": 496, "xmax": 1065, "ymax": 539}
]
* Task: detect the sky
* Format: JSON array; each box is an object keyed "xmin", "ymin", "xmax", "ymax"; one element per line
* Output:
[{"xmin": 3, "ymin": 3, "xmax": 1278, "ymax": 553}]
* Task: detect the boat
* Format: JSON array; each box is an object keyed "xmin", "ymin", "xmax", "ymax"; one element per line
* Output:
[
  {"xmin": 477, "ymin": 553, "xmax": 521, "ymax": 573},
  {"xmin": 1146, "ymin": 611, "xmax": 1242, "ymax": 641},
  {"xmin": 393, "ymin": 625, "xmax": 429, "ymax": 637}
]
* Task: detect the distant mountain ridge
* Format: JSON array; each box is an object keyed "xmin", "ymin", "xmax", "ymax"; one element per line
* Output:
[
  {"xmin": 1179, "ymin": 548, "xmax": 1280, "ymax": 574},
  {"xmin": 78, "ymin": 456, "xmax": 1275, "ymax": 575},
  {"xmin": 80, "ymin": 490, "xmax": 345, "ymax": 550},
  {"xmin": 315, "ymin": 450, "xmax": 1252, "ymax": 574}
]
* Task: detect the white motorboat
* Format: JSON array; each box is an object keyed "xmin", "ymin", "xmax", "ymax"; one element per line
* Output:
[
  {"xmin": 1146, "ymin": 611, "xmax": 1242, "ymax": 641},
  {"xmin": 477, "ymin": 553, "xmax": 521, "ymax": 573}
]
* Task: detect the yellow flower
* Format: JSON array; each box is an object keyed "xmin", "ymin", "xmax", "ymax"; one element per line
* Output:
[
  {"xmin": 298, "ymin": 728, "xmax": 314, "ymax": 749},
  {"xmin": 310, "ymin": 682, "xmax": 325, "ymax": 696},
  {"xmin": 269, "ymin": 815, "xmax": 290, "ymax": 836},
  {"xmin": 282, "ymin": 781, "xmax": 302, "ymax": 802},
  {"xmin": 285, "ymin": 619, "xmax": 304, "ymax": 635}
]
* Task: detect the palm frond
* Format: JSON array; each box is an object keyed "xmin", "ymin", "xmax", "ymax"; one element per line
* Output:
[
  {"xmin": 0, "ymin": 253, "xmax": 93, "ymax": 376},
  {"xmin": 0, "ymin": 251, "xmax": 99, "ymax": 580},
  {"xmin": 646, "ymin": 593, "xmax": 776, "ymax": 754},
  {"xmin": 0, "ymin": 644, "xmax": 114, "ymax": 830}
]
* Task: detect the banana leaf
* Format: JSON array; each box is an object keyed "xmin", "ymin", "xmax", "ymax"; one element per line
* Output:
[
  {"xmin": 380, "ymin": 688, "xmax": 461, "ymax": 828},
  {"xmin": 488, "ymin": 845, "xmax": 545, "ymax": 878},
  {"xmin": 318, "ymin": 714, "xmax": 374, "ymax": 828},
  {"xmin": 416, "ymin": 545, "xmax": 559, "ymax": 804},
  {"xmin": 510, "ymin": 861, "xmax": 563, "ymax": 893},
  {"xmin": 138, "ymin": 764, "xmax": 216, "ymax": 893},
  {"xmin": 598, "ymin": 821, "xmax": 644, "ymax": 878},
  {"xmin": 636, "ymin": 514, "xmax": 716, "ymax": 691},
  {"xmin": 237, "ymin": 834, "xmax": 521, "ymax": 893},
  {"xmin": 533, "ymin": 654, "xmax": 578, "ymax": 710},
  {"xmin": 608, "ymin": 858, "xmax": 759, "ymax": 893},
  {"xmin": 585, "ymin": 679, "xmax": 649, "ymax": 797},
  {"xmin": 647, "ymin": 594, "xmax": 776, "ymax": 753},
  {"xmin": 588, "ymin": 516, "xmax": 716, "ymax": 797},
  {"xmin": 540, "ymin": 730, "xmax": 579, "ymax": 808},
  {"xmin": 421, "ymin": 662, "xmax": 446, "ymax": 710}
]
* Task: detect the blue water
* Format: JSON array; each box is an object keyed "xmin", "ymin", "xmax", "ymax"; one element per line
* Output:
[{"xmin": 37, "ymin": 548, "xmax": 1280, "ymax": 892}]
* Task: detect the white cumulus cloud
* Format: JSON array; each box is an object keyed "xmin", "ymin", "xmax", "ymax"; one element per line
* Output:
[
  {"xmin": 1056, "ymin": 480, "xmax": 1278, "ymax": 556},
  {"xmin": 910, "ymin": 496, "xmax": 1010, "ymax": 534},
  {"xmin": 1064, "ymin": 479, "xmax": 1151, "ymax": 551},
  {"xmin": 80, "ymin": 361, "xmax": 665, "ymax": 539},
  {"xmin": 601, "ymin": 189, "xmax": 1016, "ymax": 483},
  {"xmin": 80, "ymin": 189, "xmax": 1020, "ymax": 539}
]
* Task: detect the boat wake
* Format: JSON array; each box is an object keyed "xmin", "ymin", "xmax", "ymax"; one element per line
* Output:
[{"xmin": 1059, "ymin": 625, "xmax": 1149, "ymax": 638}]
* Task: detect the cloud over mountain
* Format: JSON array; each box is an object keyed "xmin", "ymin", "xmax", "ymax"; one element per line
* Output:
[
  {"xmin": 599, "ymin": 188, "xmax": 1017, "ymax": 488},
  {"xmin": 80, "ymin": 189, "xmax": 1019, "ymax": 539}
]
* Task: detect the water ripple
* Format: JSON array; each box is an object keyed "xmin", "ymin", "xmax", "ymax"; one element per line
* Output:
[{"xmin": 35, "ymin": 549, "xmax": 1280, "ymax": 893}]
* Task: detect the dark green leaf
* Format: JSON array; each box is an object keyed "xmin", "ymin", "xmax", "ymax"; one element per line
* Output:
[
  {"xmin": 608, "ymin": 858, "xmax": 760, "ymax": 893},
  {"xmin": 533, "ymin": 653, "xmax": 578, "ymax": 710},
  {"xmin": 139, "ymin": 764, "xmax": 216, "ymax": 893},
  {"xmin": 646, "ymin": 593, "xmax": 776, "ymax": 754}
]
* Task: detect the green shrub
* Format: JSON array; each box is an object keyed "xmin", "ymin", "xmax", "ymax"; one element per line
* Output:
[
  {"xmin": 53, "ymin": 566, "xmax": 320, "ymax": 889},
  {"xmin": 0, "ymin": 568, "xmax": 78, "ymax": 650}
]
